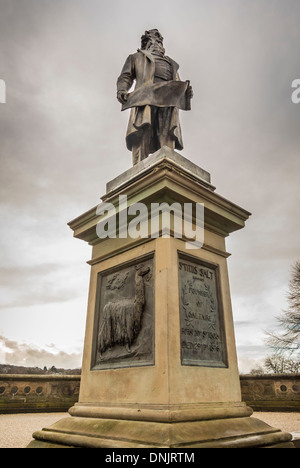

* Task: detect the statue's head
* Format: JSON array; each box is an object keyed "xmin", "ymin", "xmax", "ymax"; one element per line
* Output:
[{"xmin": 141, "ymin": 29, "xmax": 164, "ymax": 53}]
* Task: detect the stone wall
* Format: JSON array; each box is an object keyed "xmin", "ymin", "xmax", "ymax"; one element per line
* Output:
[
  {"xmin": 1, "ymin": 373, "xmax": 299, "ymax": 413},
  {"xmin": 0, "ymin": 374, "xmax": 80, "ymax": 414},
  {"xmin": 240, "ymin": 374, "xmax": 300, "ymax": 411}
]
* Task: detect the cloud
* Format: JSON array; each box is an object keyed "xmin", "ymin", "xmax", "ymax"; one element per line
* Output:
[
  {"xmin": 0, "ymin": 262, "xmax": 85, "ymax": 309},
  {"xmin": 238, "ymin": 355, "xmax": 266, "ymax": 375},
  {"xmin": 0, "ymin": 0, "xmax": 299, "ymax": 371},
  {"xmin": 0, "ymin": 333, "xmax": 82, "ymax": 368}
]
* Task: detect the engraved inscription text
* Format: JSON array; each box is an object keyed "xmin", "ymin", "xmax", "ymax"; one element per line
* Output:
[{"xmin": 178, "ymin": 255, "xmax": 227, "ymax": 368}]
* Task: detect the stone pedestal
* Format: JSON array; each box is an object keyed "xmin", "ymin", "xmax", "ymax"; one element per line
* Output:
[{"xmin": 28, "ymin": 147, "xmax": 294, "ymax": 448}]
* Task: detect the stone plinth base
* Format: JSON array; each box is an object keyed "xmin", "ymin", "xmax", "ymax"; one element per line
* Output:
[
  {"xmin": 27, "ymin": 148, "xmax": 294, "ymax": 449},
  {"xmin": 27, "ymin": 402, "xmax": 294, "ymax": 448}
]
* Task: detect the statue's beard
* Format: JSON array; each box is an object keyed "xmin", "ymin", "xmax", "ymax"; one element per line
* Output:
[{"xmin": 146, "ymin": 40, "xmax": 165, "ymax": 56}]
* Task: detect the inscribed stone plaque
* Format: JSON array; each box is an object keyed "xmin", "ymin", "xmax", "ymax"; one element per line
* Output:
[
  {"xmin": 178, "ymin": 253, "xmax": 228, "ymax": 368},
  {"xmin": 91, "ymin": 254, "xmax": 154, "ymax": 370}
]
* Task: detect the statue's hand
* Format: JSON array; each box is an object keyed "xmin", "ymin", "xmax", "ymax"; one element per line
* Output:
[
  {"xmin": 117, "ymin": 91, "xmax": 128, "ymax": 104},
  {"xmin": 187, "ymin": 85, "xmax": 194, "ymax": 99}
]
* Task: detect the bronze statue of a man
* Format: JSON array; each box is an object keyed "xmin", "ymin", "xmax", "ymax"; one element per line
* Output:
[{"xmin": 117, "ymin": 29, "xmax": 193, "ymax": 165}]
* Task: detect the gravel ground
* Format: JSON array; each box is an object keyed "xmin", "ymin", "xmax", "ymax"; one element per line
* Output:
[
  {"xmin": 0, "ymin": 412, "xmax": 70, "ymax": 448},
  {"xmin": 253, "ymin": 412, "xmax": 300, "ymax": 434},
  {"xmin": 0, "ymin": 411, "xmax": 299, "ymax": 448}
]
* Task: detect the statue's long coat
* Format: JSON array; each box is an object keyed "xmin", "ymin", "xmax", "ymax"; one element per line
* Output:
[{"xmin": 117, "ymin": 49, "xmax": 184, "ymax": 153}]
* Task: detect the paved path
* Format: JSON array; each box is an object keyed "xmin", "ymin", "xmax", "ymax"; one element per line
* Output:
[{"xmin": 0, "ymin": 411, "xmax": 299, "ymax": 448}]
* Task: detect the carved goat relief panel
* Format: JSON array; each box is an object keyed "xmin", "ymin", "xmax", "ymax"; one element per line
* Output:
[
  {"xmin": 91, "ymin": 254, "xmax": 154, "ymax": 370},
  {"xmin": 178, "ymin": 252, "xmax": 228, "ymax": 368}
]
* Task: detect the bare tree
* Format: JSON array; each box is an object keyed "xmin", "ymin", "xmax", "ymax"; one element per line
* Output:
[
  {"xmin": 249, "ymin": 366, "xmax": 264, "ymax": 375},
  {"xmin": 264, "ymin": 355, "xmax": 300, "ymax": 374},
  {"xmin": 265, "ymin": 261, "xmax": 300, "ymax": 358}
]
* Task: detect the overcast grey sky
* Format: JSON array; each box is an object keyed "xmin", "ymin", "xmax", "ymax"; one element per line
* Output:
[{"xmin": 0, "ymin": 0, "xmax": 299, "ymax": 372}]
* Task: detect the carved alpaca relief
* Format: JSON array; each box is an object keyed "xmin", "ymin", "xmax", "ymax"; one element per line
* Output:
[{"xmin": 92, "ymin": 256, "xmax": 155, "ymax": 370}]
